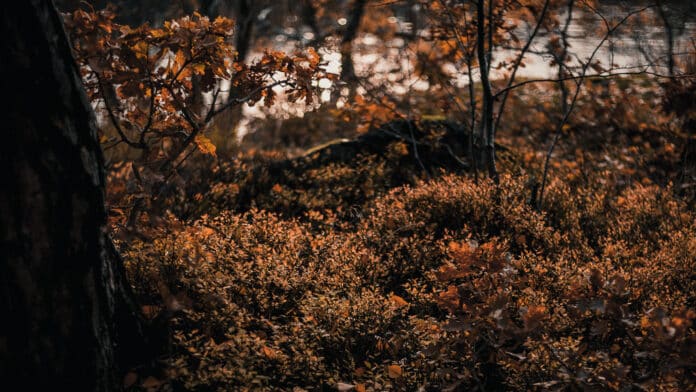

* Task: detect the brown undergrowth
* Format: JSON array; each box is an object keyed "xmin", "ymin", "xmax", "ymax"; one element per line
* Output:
[
  {"xmin": 118, "ymin": 164, "xmax": 695, "ymax": 390},
  {"xmin": 108, "ymin": 72, "xmax": 695, "ymax": 392}
]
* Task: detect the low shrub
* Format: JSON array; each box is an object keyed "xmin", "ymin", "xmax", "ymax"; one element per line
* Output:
[{"xmin": 120, "ymin": 172, "xmax": 695, "ymax": 391}]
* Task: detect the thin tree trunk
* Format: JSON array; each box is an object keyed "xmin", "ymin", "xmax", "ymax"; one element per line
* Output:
[
  {"xmin": 656, "ymin": 0, "xmax": 674, "ymax": 76},
  {"xmin": 476, "ymin": 0, "xmax": 497, "ymax": 181},
  {"xmin": 0, "ymin": 1, "xmax": 144, "ymax": 390},
  {"xmin": 338, "ymin": 0, "xmax": 367, "ymax": 101},
  {"xmin": 213, "ymin": 0, "xmax": 256, "ymax": 154},
  {"xmin": 302, "ymin": 0, "xmax": 321, "ymax": 37},
  {"xmin": 234, "ymin": 0, "xmax": 255, "ymax": 65}
]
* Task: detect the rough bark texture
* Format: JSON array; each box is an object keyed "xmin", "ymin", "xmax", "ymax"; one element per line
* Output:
[{"xmin": 0, "ymin": 1, "xmax": 143, "ymax": 390}]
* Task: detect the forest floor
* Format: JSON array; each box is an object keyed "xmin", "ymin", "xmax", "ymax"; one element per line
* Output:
[{"xmin": 111, "ymin": 81, "xmax": 695, "ymax": 391}]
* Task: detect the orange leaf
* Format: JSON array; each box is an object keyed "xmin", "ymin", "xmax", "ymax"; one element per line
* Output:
[
  {"xmin": 149, "ymin": 29, "xmax": 168, "ymax": 39},
  {"xmin": 389, "ymin": 294, "xmax": 409, "ymax": 308},
  {"xmin": 173, "ymin": 50, "xmax": 187, "ymax": 73},
  {"xmin": 307, "ymin": 47, "xmax": 320, "ymax": 67},
  {"xmin": 387, "ymin": 364, "xmax": 402, "ymax": 378},
  {"xmin": 437, "ymin": 285, "xmax": 462, "ymax": 313},
  {"xmin": 192, "ymin": 63, "xmax": 206, "ymax": 75},
  {"xmin": 97, "ymin": 22, "xmax": 112, "ymax": 33},
  {"xmin": 523, "ymin": 305, "xmax": 548, "ymax": 330},
  {"xmin": 194, "ymin": 135, "xmax": 217, "ymax": 156},
  {"xmin": 261, "ymin": 346, "xmax": 277, "ymax": 359}
]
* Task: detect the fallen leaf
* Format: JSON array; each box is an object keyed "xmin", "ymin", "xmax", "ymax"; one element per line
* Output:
[
  {"xmin": 389, "ymin": 294, "xmax": 409, "ymax": 308},
  {"xmin": 387, "ymin": 364, "xmax": 402, "ymax": 379},
  {"xmin": 262, "ymin": 346, "xmax": 277, "ymax": 359},
  {"xmin": 337, "ymin": 382, "xmax": 355, "ymax": 391}
]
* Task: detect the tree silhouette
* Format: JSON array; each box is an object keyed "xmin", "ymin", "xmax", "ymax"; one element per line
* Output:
[{"xmin": 0, "ymin": 1, "xmax": 144, "ymax": 390}]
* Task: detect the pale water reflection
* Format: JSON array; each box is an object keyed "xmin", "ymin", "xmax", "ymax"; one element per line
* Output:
[{"xmin": 238, "ymin": 0, "xmax": 695, "ymax": 139}]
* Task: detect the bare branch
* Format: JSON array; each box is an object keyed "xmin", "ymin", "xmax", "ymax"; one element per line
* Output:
[
  {"xmin": 538, "ymin": 3, "xmax": 657, "ymax": 208},
  {"xmin": 493, "ymin": 0, "xmax": 551, "ymax": 135},
  {"xmin": 92, "ymin": 70, "xmax": 147, "ymax": 150}
]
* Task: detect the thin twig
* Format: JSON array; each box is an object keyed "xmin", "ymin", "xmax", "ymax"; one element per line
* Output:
[
  {"xmin": 493, "ymin": 0, "xmax": 551, "ymax": 133},
  {"xmin": 92, "ymin": 70, "xmax": 147, "ymax": 149},
  {"xmin": 538, "ymin": 3, "xmax": 656, "ymax": 209}
]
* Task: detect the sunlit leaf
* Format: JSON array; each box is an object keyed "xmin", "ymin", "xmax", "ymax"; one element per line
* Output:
[{"xmin": 194, "ymin": 135, "xmax": 217, "ymax": 156}]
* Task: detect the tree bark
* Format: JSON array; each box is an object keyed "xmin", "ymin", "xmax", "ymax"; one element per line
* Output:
[
  {"xmin": 302, "ymin": 0, "xmax": 321, "ymax": 37},
  {"xmin": 234, "ymin": 0, "xmax": 255, "ymax": 64},
  {"xmin": 655, "ymin": 0, "xmax": 674, "ymax": 77},
  {"xmin": 476, "ymin": 0, "xmax": 498, "ymax": 181},
  {"xmin": 0, "ymin": 1, "xmax": 144, "ymax": 390},
  {"xmin": 340, "ymin": 0, "xmax": 366, "ymax": 83},
  {"xmin": 332, "ymin": 0, "xmax": 366, "ymax": 103}
]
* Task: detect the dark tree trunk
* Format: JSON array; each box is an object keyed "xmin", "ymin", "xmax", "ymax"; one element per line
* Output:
[
  {"xmin": 234, "ymin": 0, "xmax": 255, "ymax": 64},
  {"xmin": 475, "ymin": 0, "xmax": 498, "ymax": 181},
  {"xmin": 340, "ymin": 0, "xmax": 366, "ymax": 82},
  {"xmin": 209, "ymin": 0, "xmax": 257, "ymax": 155},
  {"xmin": 655, "ymin": 0, "xmax": 675, "ymax": 77},
  {"xmin": 330, "ymin": 0, "xmax": 365, "ymax": 103},
  {"xmin": 302, "ymin": 0, "xmax": 321, "ymax": 37},
  {"xmin": 0, "ymin": 1, "xmax": 144, "ymax": 390},
  {"xmin": 676, "ymin": 119, "xmax": 696, "ymax": 204}
]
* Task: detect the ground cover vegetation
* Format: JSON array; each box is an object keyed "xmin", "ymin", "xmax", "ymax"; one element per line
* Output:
[{"xmin": 43, "ymin": 0, "xmax": 696, "ymax": 390}]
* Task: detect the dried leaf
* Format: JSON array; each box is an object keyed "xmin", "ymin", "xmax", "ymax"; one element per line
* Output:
[
  {"xmin": 389, "ymin": 294, "xmax": 409, "ymax": 308},
  {"xmin": 337, "ymin": 382, "xmax": 355, "ymax": 391},
  {"xmin": 194, "ymin": 135, "xmax": 217, "ymax": 156},
  {"xmin": 262, "ymin": 346, "xmax": 277, "ymax": 359},
  {"xmin": 387, "ymin": 364, "xmax": 402, "ymax": 379}
]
